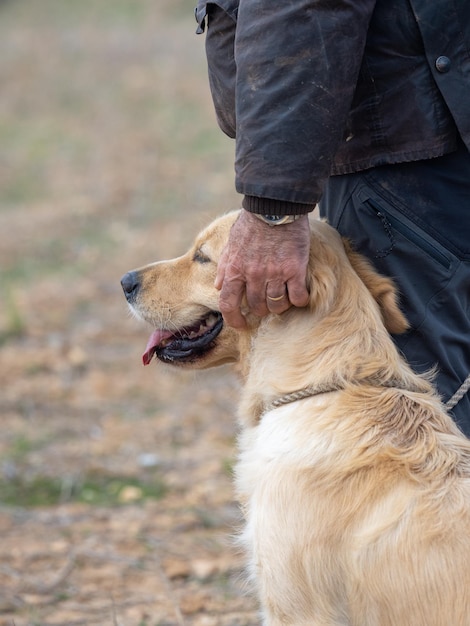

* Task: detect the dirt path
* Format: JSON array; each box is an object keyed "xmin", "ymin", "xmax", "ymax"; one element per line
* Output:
[{"xmin": 0, "ymin": 2, "xmax": 255, "ymax": 624}]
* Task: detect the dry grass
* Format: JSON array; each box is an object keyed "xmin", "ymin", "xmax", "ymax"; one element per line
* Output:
[{"xmin": 0, "ymin": 1, "xmax": 254, "ymax": 624}]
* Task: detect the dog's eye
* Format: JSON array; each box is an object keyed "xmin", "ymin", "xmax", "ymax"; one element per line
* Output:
[{"xmin": 193, "ymin": 248, "xmax": 211, "ymax": 264}]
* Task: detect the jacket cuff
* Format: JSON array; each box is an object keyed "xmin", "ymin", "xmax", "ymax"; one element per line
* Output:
[{"xmin": 242, "ymin": 195, "xmax": 314, "ymax": 216}]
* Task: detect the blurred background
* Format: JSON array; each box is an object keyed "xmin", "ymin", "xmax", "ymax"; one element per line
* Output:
[{"xmin": 0, "ymin": 1, "xmax": 256, "ymax": 624}]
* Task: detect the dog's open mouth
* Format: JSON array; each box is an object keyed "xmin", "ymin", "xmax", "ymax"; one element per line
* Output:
[{"xmin": 142, "ymin": 312, "xmax": 223, "ymax": 365}]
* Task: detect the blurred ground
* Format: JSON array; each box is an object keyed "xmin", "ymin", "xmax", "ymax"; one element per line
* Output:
[{"xmin": 0, "ymin": 1, "xmax": 257, "ymax": 624}]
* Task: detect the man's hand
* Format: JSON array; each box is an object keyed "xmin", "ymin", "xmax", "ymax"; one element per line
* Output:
[{"xmin": 215, "ymin": 209, "xmax": 311, "ymax": 328}]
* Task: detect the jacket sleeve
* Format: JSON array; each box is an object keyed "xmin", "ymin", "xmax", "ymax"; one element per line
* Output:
[{"xmin": 198, "ymin": 0, "xmax": 377, "ymax": 210}]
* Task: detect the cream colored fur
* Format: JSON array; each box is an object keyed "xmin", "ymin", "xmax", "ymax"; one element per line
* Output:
[{"xmin": 128, "ymin": 211, "xmax": 470, "ymax": 625}]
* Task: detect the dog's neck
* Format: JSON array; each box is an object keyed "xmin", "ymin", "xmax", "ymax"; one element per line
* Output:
[{"xmin": 237, "ymin": 302, "xmax": 430, "ymax": 427}]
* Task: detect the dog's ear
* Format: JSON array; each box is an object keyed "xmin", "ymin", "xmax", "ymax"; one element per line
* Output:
[{"xmin": 343, "ymin": 240, "xmax": 409, "ymax": 334}]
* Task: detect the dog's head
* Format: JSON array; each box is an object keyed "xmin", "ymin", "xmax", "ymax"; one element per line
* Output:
[
  {"xmin": 121, "ymin": 211, "xmax": 243, "ymax": 369},
  {"xmin": 121, "ymin": 211, "xmax": 408, "ymax": 373}
]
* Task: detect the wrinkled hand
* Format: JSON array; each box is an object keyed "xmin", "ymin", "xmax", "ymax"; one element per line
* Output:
[{"xmin": 215, "ymin": 209, "xmax": 311, "ymax": 328}]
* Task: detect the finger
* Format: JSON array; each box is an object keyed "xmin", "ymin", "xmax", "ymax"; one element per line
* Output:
[
  {"xmin": 214, "ymin": 245, "xmax": 229, "ymax": 291},
  {"xmin": 266, "ymin": 282, "xmax": 290, "ymax": 313},
  {"xmin": 267, "ymin": 296, "xmax": 290, "ymax": 314},
  {"xmin": 218, "ymin": 279, "xmax": 248, "ymax": 329},
  {"xmin": 286, "ymin": 274, "xmax": 310, "ymax": 308},
  {"xmin": 245, "ymin": 281, "xmax": 270, "ymax": 318}
]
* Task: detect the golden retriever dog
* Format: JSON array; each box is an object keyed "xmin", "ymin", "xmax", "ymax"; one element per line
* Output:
[{"xmin": 121, "ymin": 211, "xmax": 470, "ymax": 625}]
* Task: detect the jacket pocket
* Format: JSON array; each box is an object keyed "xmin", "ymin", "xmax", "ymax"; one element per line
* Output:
[
  {"xmin": 364, "ymin": 199, "xmax": 453, "ymax": 269},
  {"xmin": 339, "ymin": 184, "xmax": 460, "ymax": 339}
]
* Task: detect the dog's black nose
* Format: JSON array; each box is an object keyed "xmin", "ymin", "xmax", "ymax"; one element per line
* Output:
[{"xmin": 121, "ymin": 271, "xmax": 140, "ymax": 302}]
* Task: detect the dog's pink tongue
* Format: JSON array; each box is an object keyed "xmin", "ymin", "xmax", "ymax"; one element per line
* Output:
[{"xmin": 142, "ymin": 329, "xmax": 173, "ymax": 366}]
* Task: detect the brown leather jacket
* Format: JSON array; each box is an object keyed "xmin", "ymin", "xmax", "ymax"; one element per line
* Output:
[{"xmin": 196, "ymin": 0, "xmax": 470, "ymax": 214}]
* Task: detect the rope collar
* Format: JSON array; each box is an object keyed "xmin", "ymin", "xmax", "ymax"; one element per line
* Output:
[
  {"xmin": 262, "ymin": 372, "xmax": 470, "ymax": 417},
  {"xmin": 263, "ymin": 382, "xmax": 343, "ymax": 415},
  {"xmin": 263, "ymin": 378, "xmax": 426, "ymax": 416}
]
